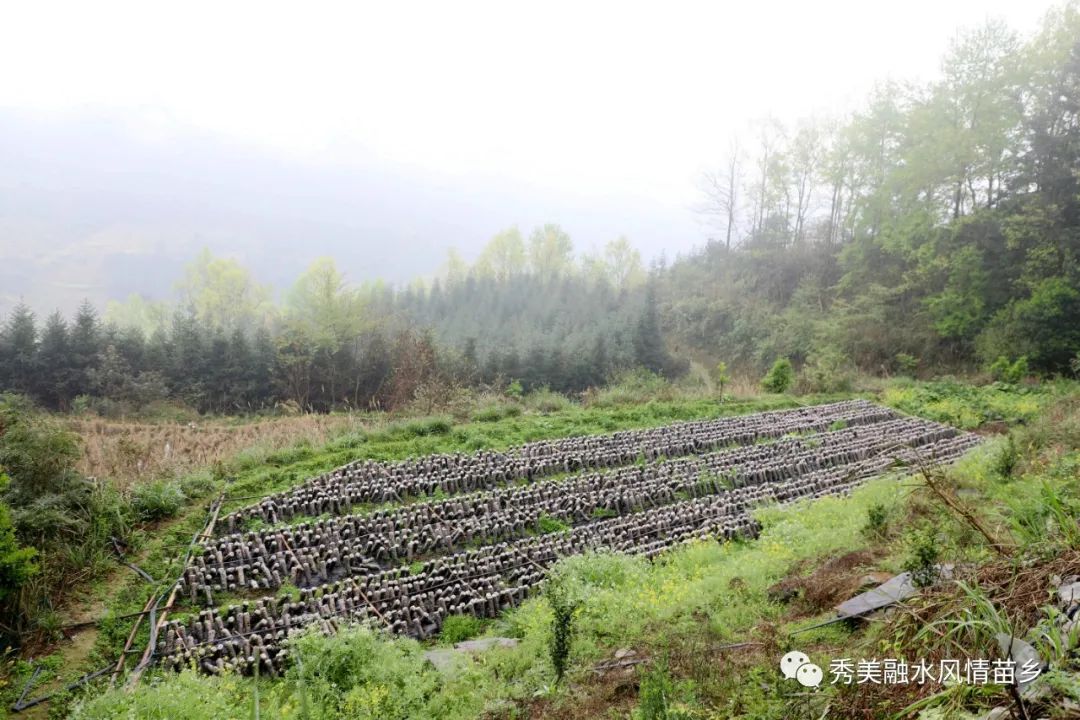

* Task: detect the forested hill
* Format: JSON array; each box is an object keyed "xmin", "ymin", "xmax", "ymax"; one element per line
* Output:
[
  {"xmin": 662, "ymin": 6, "xmax": 1080, "ymax": 378},
  {"xmin": 0, "ymin": 6, "xmax": 1078, "ymax": 416},
  {"xmin": 0, "ymin": 231, "xmax": 681, "ymax": 414}
]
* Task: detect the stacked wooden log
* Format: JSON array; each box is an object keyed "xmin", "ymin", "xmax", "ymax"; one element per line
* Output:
[{"xmin": 157, "ymin": 401, "xmax": 981, "ymax": 675}]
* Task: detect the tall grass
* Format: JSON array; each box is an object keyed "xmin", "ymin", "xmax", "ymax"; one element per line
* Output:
[{"xmin": 66, "ymin": 414, "xmax": 361, "ymax": 489}]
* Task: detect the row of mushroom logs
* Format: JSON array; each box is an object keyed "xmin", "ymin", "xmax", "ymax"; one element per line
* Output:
[
  {"xmin": 181, "ymin": 416, "xmax": 969, "ymax": 602},
  {"xmin": 158, "ymin": 429, "xmax": 984, "ymax": 675},
  {"xmin": 221, "ymin": 400, "xmax": 898, "ymax": 530}
]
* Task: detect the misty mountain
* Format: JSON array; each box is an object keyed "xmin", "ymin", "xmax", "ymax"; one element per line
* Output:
[{"xmin": 0, "ymin": 107, "xmax": 701, "ymax": 316}]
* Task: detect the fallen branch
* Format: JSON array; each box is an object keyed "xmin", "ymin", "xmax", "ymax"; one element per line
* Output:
[
  {"xmin": 913, "ymin": 456, "xmax": 1013, "ymax": 557},
  {"xmin": 12, "ymin": 665, "xmax": 113, "ymax": 713},
  {"xmin": 127, "ymin": 493, "xmax": 225, "ymax": 690}
]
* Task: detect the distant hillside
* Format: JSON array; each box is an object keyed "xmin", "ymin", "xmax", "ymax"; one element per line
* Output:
[{"xmin": 0, "ymin": 108, "xmax": 698, "ymax": 316}]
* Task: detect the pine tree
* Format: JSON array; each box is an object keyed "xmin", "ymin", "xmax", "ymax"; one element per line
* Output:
[
  {"xmin": 206, "ymin": 329, "xmax": 230, "ymax": 412},
  {"xmin": 632, "ymin": 285, "xmax": 672, "ymax": 375},
  {"xmin": 224, "ymin": 328, "xmax": 255, "ymax": 411},
  {"xmin": 251, "ymin": 325, "xmax": 277, "ymax": 408},
  {"xmin": 69, "ymin": 300, "xmax": 101, "ymax": 399},
  {"xmin": 34, "ymin": 312, "xmax": 70, "ymax": 409},
  {"xmin": 0, "ymin": 304, "xmax": 38, "ymax": 396},
  {"xmin": 589, "ymin": 335, "xmax": 609, "ymax": 387},
  {"xmin": 168, "ymin": 308, "xmax": 207, "ymax": 409}
]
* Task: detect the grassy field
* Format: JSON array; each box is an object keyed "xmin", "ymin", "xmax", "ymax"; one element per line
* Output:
[{"xmin": 8, "ymin": 377, "xmax": 1079, "ymax": 719}]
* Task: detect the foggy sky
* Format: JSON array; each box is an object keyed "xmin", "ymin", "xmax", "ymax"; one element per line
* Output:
[{"xmin": 0, "ymin": 0, "xmax": 1060, "ymax": 315}]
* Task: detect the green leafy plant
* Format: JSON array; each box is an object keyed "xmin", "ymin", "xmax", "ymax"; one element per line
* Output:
[
  {"xmin": 760, "ymin": 358, "xmax": 794, "ymax": 394},
  {"xmin": 637, "ymin": 660, "xmax": 676, "ymax": 720},
  {"xmin": 439, "ymin": 614, "xmax": 486, "ymax": 644},
  {"xmin": 537, "ymin": 514, "xmax": 571, "ymax": 534},
  {"xmin": 801, "ymin": 349, "xmax": 853, "ymax": 393},
  {"xmin": 903, "ymin": 529, "xmax": 940, "ymax": 588},
  {"xmin": 988, "ymin": 356, "xmax": 1028, "ymax": 384},
  {"xmin": 545, "ymin": 570, "xmax": 581, "ymax": 684},
  {"xmin": 712, "ymin": 361, "xmax": 731, "ymax": 401},
  {"xmin": 990, "ymin": 434, "xmax": 1019, "ymax": 478},
  {"xmin": 130, "ymin": 479, "xmax": 186, "ymax": 522},
  {"xmin": 635, "ymin": 659, "xmax": 696, "ymax": 720},
  {"xmin": 895, "ymin": 353, "xmax": 920, "ymax": 376},
  {"xmin": 0, "ymin": 475, "xmax": 38, "ymax": 603},
  {"xmin": 505, "ymin": 380, "xmax": 524, "ymax": 399},
  {"xmin": 862, "ymin": 503, "xmax": 889, "ymax": 540}
]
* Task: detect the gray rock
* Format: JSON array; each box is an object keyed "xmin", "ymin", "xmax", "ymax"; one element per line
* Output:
[
  {"xmin": 836, "ymin": 572, "xmax": 917, "ymax": 618},
  {"xmin": 423, "ymin": 648, "xmax": 464, "ymax": 673},
  {"xmin": 995, "ymin": 632, "xmax": 1044, "ymax": 691},
  {"xmin": 836, "ymin": 565, "xmax": 956, "ymax": 619},
  {"xmin": 454, "ymin": 637, "xmax": 519, "ymax": 652},
  {"xmin": 1057, "ymin": 581, "xmax": 1080, "ymax": 607}
]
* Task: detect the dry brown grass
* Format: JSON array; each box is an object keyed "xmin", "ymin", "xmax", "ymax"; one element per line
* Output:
[
  {"xmin": 63, "ymin": 414, "xmax": 361, "ymax": 488},
  {"xmin": 767, "ymin": 549, "xmax": 885, "ymax": 617}
]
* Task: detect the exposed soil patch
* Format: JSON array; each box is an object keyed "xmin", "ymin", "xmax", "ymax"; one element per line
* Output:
[{"xmin": 767, "ymin": 549, "xmax": 884, "ymax": 617}]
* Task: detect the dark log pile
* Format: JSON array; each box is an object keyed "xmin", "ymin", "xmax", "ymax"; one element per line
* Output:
[
  {"xmin": 156, "ymin": 401, "xmax": 981, "ymax": 675},
  {"xmin": 184, "ymin": 417, "xmax": 971, "ymax": 600},
  {"xmin": 221, "ymin": 400, "xmax": 895, "ymax": 531}
]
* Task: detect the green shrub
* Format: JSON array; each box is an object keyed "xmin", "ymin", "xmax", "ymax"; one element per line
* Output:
[
  {"xmin": 977, "ymin": 277, "xmax": 1080, "ymax": 373},
  {"xmin": 554, "ymin": 551, "xmax": 646, "ymax": 590},
  {"xmin": 0, "ymin": 394, "xmax": 82, "ymax": 505},
  {"xmin": 800, "ymin": 349, "xmax": 853, "ymax": 393},
  {"xmin": 400, "ymin": 417, "xmax": 453, "ymax": 437},
  {"xmin": 526, "ymin": 388, "xmax": 571, "ymax": 413},
  {"xmin": 903, "ymin": 529, "xmax": 940, "ymax": 588},
  {"xmin": 472, "ymin": 403, "xmax": 521, "ymax": 422},
  {"xmin": 545, "ymin": 568, "xmax": 582, "ymax": 684},
  {"xmin": 537, "ymin": 514, "xmax": 571, "ymax": 534},
  {"xmin": 439, "ymin": 614, "xmax": 486, "ymax": 644},
  {"xmin": 760, "ymin": 358, "xmax": 794, "ymax": 394},
  {"xmin": 178, "ymin": 470, "xmax": 216, "ymax": 499},
  {"xmin": 881, "ymin": 380, "xmax": 1049, "ymax": 429},
  {"xmin": 71, "ymin": 667, "xmax": 264, "ymax": 720},
  {"xmin": 991, "ymin": 435, "xmax": 1020, "ymax": 478},
  {"xmin": 895, "ymin": 353, "xmax": 920, "ymax": 376},
  {"xmin": 862, "ymin": 503, "xmax": 889, "ymax": 540},
  {"xmin": 472, "ymin": 405, "xmax": 505, "ymax": 422},
  {"xmin": 548, "ymin": 598, "xmax": 575, "ymax": 683},
  {"xmin": 587, "ymin": 369, "xmax": 676, "ymax": 407},
  {"xmin": 635, "ymin": 660, "xmax": 695, "ymax": 720},
  {"xmin": 0, "ymin": 475, "xmax": 37, "ymax": 603},
  {"xmin": 0, "ymin": 394, "xmax": 133, "ymax": 643},
  {"xmin": 637, "ymin": 661, "xmax": 674, "ymax": 720},
  {"xmin": 130, "ymin": 479, "xmax": 186, "ymax": 522},
  {"xmin": 287, "ymin": 624, "xmax": 440, "ymax": 720},
  {"xmin": 1038, "ymin": 480, "xmax": 1080, "ymax": 550},
  {"xmin": 711, "ymin": 361, "xmax": 731, "ymax": 400},
  {"xmin": 989, "ymin": 356, "xmax": 1029, "ymax": 384}
]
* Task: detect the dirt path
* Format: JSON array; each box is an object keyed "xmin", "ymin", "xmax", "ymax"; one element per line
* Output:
[
  {"xmin": 12, "ymin": 527, "xmax": 176, "ymax": 718},
  {"xmin": 14, "ymin": 585, "xmax": 113, "ymax": 719}
]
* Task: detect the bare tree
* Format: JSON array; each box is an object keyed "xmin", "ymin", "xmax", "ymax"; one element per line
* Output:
[
  {"xmin": 752, "ymin": 119, "xmax": 779, "ymax": 236},
  {"xmin": 698, "ymin": 137, "xmax": 742, "ymax": 249},
  {"xmin": 789, "ymin": 121, "xmax": 823, "ymax": 244}
]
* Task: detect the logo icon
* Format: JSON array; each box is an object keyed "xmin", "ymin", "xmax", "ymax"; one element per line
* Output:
[
  {"xmin": 780, "ymin": 650, "xmax": 823, "ymax": 688},
  {"xmin": 780, "ymin": 650, "xmax": 810, "ymax": 679},
  {"xmin": 796, "ymin": 662, "xmax": 823, "ymax": 687}
]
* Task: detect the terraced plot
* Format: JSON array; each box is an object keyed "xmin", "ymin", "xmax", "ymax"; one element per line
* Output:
[{"xmin": 157, "ymin": 400, "xmax": 980, "ymax": 676}]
